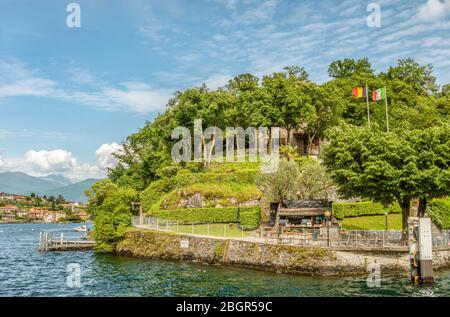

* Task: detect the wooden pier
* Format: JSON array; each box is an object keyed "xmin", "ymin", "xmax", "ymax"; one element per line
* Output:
[{"xmin": 38, "ymin": 232, "xmax": 94, "ymax": 251}]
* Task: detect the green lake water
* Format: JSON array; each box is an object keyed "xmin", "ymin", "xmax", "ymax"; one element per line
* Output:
[{"xmin": 0, "ymin": 223, "xmax": 448, "ymax": 297}]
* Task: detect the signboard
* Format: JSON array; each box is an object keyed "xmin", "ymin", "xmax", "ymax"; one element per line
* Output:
[{"xmin": 180, "ymin": 239, "xmax": 189, "ymax": 249}]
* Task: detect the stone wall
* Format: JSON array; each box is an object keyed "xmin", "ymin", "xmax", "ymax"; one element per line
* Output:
[{"xmin": 116, "ymin": 229, "xmax": 450, "ymax": 276}]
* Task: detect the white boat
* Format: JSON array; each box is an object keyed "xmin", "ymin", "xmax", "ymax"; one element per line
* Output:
[{"xmin": 73, "ymin": 225, "xmax": 87, "ymax": 232}]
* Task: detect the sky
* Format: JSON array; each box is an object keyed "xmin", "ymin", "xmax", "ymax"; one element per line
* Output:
[{"xmin": 0, "ymin": 0, "xmax": 449, "ymax": 181}]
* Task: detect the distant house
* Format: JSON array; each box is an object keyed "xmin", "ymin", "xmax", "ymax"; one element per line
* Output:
[
  {"xmin": 0, "ymin": 193, "xmax": 16, "ymax": 200},
  {"xmin": 44, "ymin": 211, "xmax": 66, "ymax": 223},
  {"xmin": 28, "ymin": 208, "xmax": 46, "ymax": 219},
  {"xmin": 0, "ymin": 205, "xmax": 19, "ymax": 213},
  {"xmin": 76, "ymin": 210, "xmax": 89, "ymax": 220},
  {"xmin": 279, "ymin": 128, "xmax": 321, "ymax": 156},
  {"xmin": 13, "ymin": 195, "xmax": 28, "ymax": 201},
  {"xmin": 0, "ymin": 213, "xmax": 16, "ymax": 222},
  {"xmin": 16, "ymin": 210, "xmax": 28, "ymax": 218}
]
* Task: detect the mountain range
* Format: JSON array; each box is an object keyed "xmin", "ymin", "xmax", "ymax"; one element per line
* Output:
[{"xmin": 0, "ymin": 172, "xmax": 101, "ymax": 203}]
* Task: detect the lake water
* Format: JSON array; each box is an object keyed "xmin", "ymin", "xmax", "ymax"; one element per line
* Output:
[{"xmin": 0, "ymin": 223, "xmax": 448, "ymax": 297}]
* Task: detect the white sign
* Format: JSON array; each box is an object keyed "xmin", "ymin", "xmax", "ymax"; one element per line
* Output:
[{"xmin": 180, "ymin": 239, "xmax": 189, "ymax": 248}]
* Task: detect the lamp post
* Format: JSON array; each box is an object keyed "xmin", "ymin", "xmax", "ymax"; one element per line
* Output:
[
  {"xmin": 325, "ymin": 210, "xmax": 332, "ymax": 247},
  {"xmin": 384, "ymin": 212, "xmax": 388, "ymax": 230}
]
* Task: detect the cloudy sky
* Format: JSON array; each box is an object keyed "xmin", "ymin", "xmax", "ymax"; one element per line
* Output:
[{"xmin": 0, "ymin": 0, "xmax": 449, "ymax": 181}]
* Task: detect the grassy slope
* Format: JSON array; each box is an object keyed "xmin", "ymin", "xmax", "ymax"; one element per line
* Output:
[
  {"xmin": 341, "ymin": 214, "xmax": 402, "ymax": 230},
  {"xmin": 148, "ymin": 162, "xmax": 261, "ymax": 211}
]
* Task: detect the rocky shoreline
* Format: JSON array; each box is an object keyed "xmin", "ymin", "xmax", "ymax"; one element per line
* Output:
[{"xmin": 116, "ymin": 229, "xmax": 450, "ymax": 276}]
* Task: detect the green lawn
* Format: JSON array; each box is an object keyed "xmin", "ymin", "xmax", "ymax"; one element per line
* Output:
[
  {"xmin": 163, "ymin": 223, "xmax": 251, "ymax": 238},
  {"xmin": 341, "ymin": 214, "xmax": 402, "ymax": 230}
]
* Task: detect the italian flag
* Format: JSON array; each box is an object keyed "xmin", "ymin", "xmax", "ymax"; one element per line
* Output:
[{"xmin": 372, "ymin": 87, "xmax": 386, "ymax": 101}]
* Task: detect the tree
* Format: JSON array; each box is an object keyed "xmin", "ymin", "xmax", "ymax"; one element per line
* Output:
[
  {"xmin": 262, "ymin": 69, "xmax": 313, "ymax": 144},
  {"xmin": 406, "ymin": 125, "xmax": 450, "ymax": 217},
  {"xmin": 385, "ymin": 58, "xmax": 438, "ymax": 96},
  {"xmin": 442, "ymin": 84, "xmax": 450, "ymax": 96},
  {"xmin": 86, "ymin": 180, "xmax": 138, "ymax": 252},
  {"xmin": 328, "ymin": 58, "xmax": 374, "ymax": 79},
  {"xmin": 299, "ymin": 82, "xmax": 344, "ymax": 155},
  {"xmin": 297, "ymin": 159, "xmax": 335, "ymax": 201},
  {"xmin": 323, "ymin": 124, "xmax": 450, "ymax": 236},
  {"xmin": 256, "ymin": 160, "xmax": 301, "ymax": 204},
  {"xmin": 56, "ymin": 195, "xmax": 66, "ymax": 205}
]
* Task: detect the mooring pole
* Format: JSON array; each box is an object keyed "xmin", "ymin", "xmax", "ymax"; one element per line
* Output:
[{"xmin": 408, "ymin": 217, "xmax": 434, "ymax": 285}]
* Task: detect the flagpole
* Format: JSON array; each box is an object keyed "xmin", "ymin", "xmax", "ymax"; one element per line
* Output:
[
  {"xmin": 366, "ymin": 83, "xmax": 371, "ymax": 128},
  {"xmin": 384, "ymin": 87, "xmax": 389, "ymax": 133}
]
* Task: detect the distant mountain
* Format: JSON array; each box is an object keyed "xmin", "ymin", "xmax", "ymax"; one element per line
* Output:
[
  {"xmin": 47, "ymin": 179, "xmax": 100, "ymax": 203},
  {"xmin": 0, "ymin": 172, "xmax": 62, "ymax": 196},
  {"xmin": 0, "ymin": 172, "xmax": 101, "ymax": 203},
  {"xmin": 39, "ymin": 174, "xmax": 72, "ymax": 187}
]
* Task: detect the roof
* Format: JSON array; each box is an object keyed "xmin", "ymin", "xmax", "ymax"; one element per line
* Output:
[
  {"xmin": 278, "ymin": 200, "xmax": 331, "ymax": 217},
  {"xmin": 283, "ymin": 200, "xmax": 331, "ymax": 208}
]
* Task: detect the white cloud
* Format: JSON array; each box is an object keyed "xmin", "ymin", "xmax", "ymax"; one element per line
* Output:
[
  {"xmin": 25, "ymin": 150, "xmax": 76, "ymax": 173},
  {"xmin": 0, "ymin": 59, "xmax": 172, "ymax": 114},
  {"xmin": 416, "ymin": 0, "xmax": 450, "ymax": 21},
  {"xmin": 200, "ymin": 73, "xmax": 232, "ymax": 90},
  {"xmin": 0, "ymin": 155, "xmax": 4, "ymax": 168},
  {"xmin": 0, "ymin": 58, "xmax": 56, "ymax": 97},
  {"xmin": 66, "ymin": 66, "xmax": 95, "ymax": 84},
  {"xmin": 67, "ymin": 163, "xmax": 104, "ymax": 181},
  {"xmin": 100, "ymin": 82, "xmax": 172, "ymax": 114},
  {"xmin": 23, "ymin": 148, "xmax": 106, "ymax": 181},
  {"xmin": 96, "ymin": 142, "xmax": 122, "ymax": 170}
]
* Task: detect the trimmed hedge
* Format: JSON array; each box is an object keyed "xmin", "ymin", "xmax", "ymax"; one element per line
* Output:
[
  {"xmin": 151, "ymin": 206, "xmax": 262, "ymax": 229},
  {"xmin": 427, "ymin": 198, "xmax": 450, "ymax": 229},
  {"xmin": 239, "ymin": 206, "xmax": 261, "ymax": 230},
  {"xmin": 332, "ymin": 201, "xmax": 401, "ymax": 219},
  {"xmin": 154, "ymin": 207, "xmax": 239, "ymax": 223}
]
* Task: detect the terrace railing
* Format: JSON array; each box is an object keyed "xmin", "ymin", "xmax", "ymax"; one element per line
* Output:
[{"xmin": 132, "ymin": 216, "xmax": 450, "ymax": 250}]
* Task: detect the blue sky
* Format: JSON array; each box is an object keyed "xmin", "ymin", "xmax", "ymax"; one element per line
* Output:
[{"xmin": 0, "ymin": 0, "xmax": 449, "ymax": 180}]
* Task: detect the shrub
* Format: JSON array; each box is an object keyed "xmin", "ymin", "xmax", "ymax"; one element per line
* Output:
[
  {"xmin": 239, "ymin": 206, "xmax": 261, "ymax": 230},
  {"xmin": 427, "ymin": 198, "xmax": 450, "ymax": 229},
  {"xmin": 332, "ymin": 201, "xmax": 401, "ymax": 219},
  {"xmin": 140, "ymin": 178, "xmax": 174, "ymax": 211},
  {"xmin": 151, "ymin": 206, "xmax": 261, "ymax": 229},
  {"xmin": 154, "ymin": 207, "xmax": 239, "ymax": 223},
  {"xmin": 93, "ymin": 187, "xmax": 138, "ymax": 253}
]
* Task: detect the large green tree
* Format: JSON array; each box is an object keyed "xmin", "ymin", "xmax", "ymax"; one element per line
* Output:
[{"xmin": 323, "ymin": 124, "xmax": 450, "ymax": 235}]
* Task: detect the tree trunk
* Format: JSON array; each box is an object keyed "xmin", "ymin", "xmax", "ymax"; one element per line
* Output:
[
  {"xmin": 307, "ymin": 130, "xmax": 316, "ymax": 157},
  {"xmin": 397, "ymin": 196, "xmax": 411, "ymax": 241},
  {"xmin": 418, "ymin": 197, "xmax": 427, "ymax": 218},
  {"xmin": 286, "ymin": 127, "xmax": 291, "ymax": 146}
]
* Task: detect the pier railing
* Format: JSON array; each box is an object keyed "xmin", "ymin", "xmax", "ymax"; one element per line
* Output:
[
  {"xmin": 38, "ymin": 231, "xmax": 94, "ymax": 251},
  {"xmin": 133, "ymin": 215, "xmax": 450, "ymax": 250}
]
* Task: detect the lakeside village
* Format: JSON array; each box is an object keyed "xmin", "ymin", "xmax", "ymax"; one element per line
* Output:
[{"xmin": 0, "ymin": 192, "xmax": 88, "ymax": 223}]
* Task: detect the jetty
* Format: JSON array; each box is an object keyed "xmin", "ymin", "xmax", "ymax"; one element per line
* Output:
[{"xmin": 38, "ymin": 232, "xmax": 94, "ymax": 251}]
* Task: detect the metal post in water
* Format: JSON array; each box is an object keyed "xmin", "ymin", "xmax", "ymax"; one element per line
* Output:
[{"xmin": 408, "ymin": 217, "xmax": 434, "ymax": 285}]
